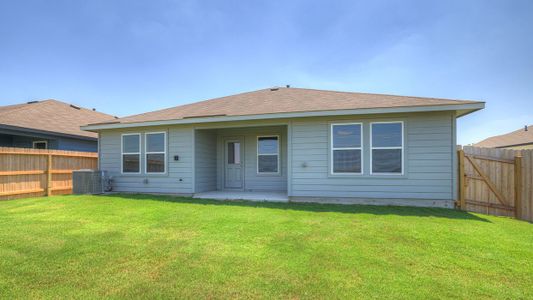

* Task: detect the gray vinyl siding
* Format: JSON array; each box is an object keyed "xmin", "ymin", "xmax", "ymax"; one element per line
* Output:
[
  {"xmin": 0, "ymin": 130, "xmax": 96, "ymax": 152},
  {"xmin": 99, "ymin": 126, "xmax": 194, "ymax": 194},
  {"xmin": 194, "ymin": 130, "xmax": 217, "ymax": 192},
  {"xmin": 290, "ymin": 111, "xmax": 455, "ymax": 201},
  {"xmin": 10, "ymin": 135, "xmax": 58, "ymax": 149},
  {"xmin": 99, "ymin": 124, "xmax": 287, "ymax": 195},
  {"xmin": 97, "ymin": 111, "xmax": 455, "ymax": 203},
  {"xmin": 57, "ymin": 137, "xmax": 97, "ymax": 152},
  {"xmin": 215, "ymin": 126, "xmax": 288, "ymax": 192}
]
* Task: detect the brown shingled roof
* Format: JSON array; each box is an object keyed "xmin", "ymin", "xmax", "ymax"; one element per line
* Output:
[
  {"xmin": 0, "ymin": 100, "xmax": 115, "ymax": 139},
  {"xmin": 474, "ymin": 125, "xmax": 533, "ymax": 148},
  {"xmin": 105, "ymin": 87, "xmax": 482, "ymax": 125}
]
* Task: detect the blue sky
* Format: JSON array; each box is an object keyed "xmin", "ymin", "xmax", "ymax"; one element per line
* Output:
[{"xmin": 0, "ymin": 0, "xmax": 532, "ymax": 145}]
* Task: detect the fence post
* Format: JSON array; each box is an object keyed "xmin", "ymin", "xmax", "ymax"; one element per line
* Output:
[
  {"xmin": 47, "ymin": 154, "xmax": 52, "ymax": 196},
  {"xmin": 458, "ymin": 149, "xmax": 466, "ymax": 210},
  {"xmin": 514, "ymin": 154, "xmax": 522, "ymax": 219}
]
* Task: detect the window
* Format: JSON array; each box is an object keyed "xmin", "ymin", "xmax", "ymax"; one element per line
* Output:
[
  {"xmin": 122, "ymin": 133, "xmax": 141, "ymax": 173},
  {"xmin": 32, "ymin": 141, "xmax": 47, "ymax": 149},
  {"xmin": 331, "ymin": 123, "xmax": 362, "ymax": 174},
  {"xmin": 371, "ymin": 122, "xmax": 403, "ymax": 174},
  {"xmin": 227, "ymin": 142, "xmax": 241, "ymax": 164},
  {"xmin": 257, "ymin": 136, "xmax": 279, "ymax": 174},
  {"xmin": 145, "ymin": 132, "xmax": 166, "ymax": 174}
]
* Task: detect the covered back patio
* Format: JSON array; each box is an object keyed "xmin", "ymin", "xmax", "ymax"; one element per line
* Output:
[{"xmin": 193, "ymin": 125, "xmax": 288, "ymax": 201}]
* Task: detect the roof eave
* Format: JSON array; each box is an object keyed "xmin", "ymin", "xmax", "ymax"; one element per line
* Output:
[
  {"xmin": 455, "ymin": 104, "xmax": 485, "ymax": 118},
  {"xmin": 0, "ymin": 124, "xmax": 97, "ymax": 141},
  {"xmin": 82, "ymin": 102, "xmax": 485, "ymax": 131}
]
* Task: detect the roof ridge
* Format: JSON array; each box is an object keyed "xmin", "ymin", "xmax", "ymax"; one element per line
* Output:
[
  {"xmin": 501, "ymin": 125, "xmax": 533, "ymax": 135},
  {"xmin": 91, "ymin": 87, "xmax": 484, "ymax": 127},
  {"xmin": 475, "ymin": 124, "xmax": 533, "ymax": 146},
  {"xmin": 477, "ymin": 132, "xmax": 508, "ymax": 143},
  {"xmin": 0, "ymin": 99, "xmax": 116, "ymax": 139},
  {"xmin": 116, "ymin": 87, "xmax": 482, "ymax": 122},
  {"xmin": 288, "ymin": 87, "xmax": 483, "ymax": 103},
  {"xmin": 1, "ymin": 99, "xmax": 115, "ymax": 118},
  {"xmin": 0, "ymin": 101, "xmax": 36, "ymax": 116}
]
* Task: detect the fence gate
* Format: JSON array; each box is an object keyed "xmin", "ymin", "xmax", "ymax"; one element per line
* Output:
[{"xmin": 457, "ymin": 146, "xmax": 522, "ymax": 218}]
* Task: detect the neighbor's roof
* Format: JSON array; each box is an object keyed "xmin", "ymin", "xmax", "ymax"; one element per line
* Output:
[
  {"xmin": 0, "ymin": 100, "xmax": 115, "ymax": 139},
  {"xmin": 474, "ymin": 125, "xmax": 533, "ymax": 148},
  {"xmin": 85, "ymin": 87, "xmax": 484, "ymax": 129}
]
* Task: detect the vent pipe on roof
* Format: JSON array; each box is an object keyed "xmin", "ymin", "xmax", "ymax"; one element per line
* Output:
[
  {"xmin": 286, "ymin": 84, "xmax": 290, "ymax": 88},
  {"xmin": 92, "ymin": 108, "xmax": 96, "ymax": 111},
  {"xmin": 526, "ymin": 125, "xmax": 529, "ymax": 131}
]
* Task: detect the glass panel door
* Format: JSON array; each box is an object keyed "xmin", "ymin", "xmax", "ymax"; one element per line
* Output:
[{"xmin": 225, "ymin": 140, "xmax": 243, "ymax": 189}]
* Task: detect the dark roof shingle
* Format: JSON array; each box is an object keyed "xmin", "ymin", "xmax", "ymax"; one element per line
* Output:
[
  {"xmin": 102, "ymin": 87, "xmax": 482, "ymax": 125},
  {"xmin": 0, "ymin": 100, "xmax": 115, "ymax": 139},
  {"xmin": 475, "ymin": 125, "xmax": 533, "ymax": 148}
]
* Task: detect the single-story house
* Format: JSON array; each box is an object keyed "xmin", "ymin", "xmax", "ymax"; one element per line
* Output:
[
  {"xmin": 474, "ymin": 125, "xmax": 533, "ymax": 150},
  {"xmin": 0, "ymin": 99, "xmax": 115, "ymax": 152},
  {"xmin": 82, "ymin": 87, "xmax": 484, "ymax": 207}
]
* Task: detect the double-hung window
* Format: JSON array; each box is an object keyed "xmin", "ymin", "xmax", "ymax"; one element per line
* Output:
[
  {"xmin": 257, "ymin": 136, "xmax": 279, "ymax": 174},
  {"xmin": 145, "ymin": 132, "xmax": 166, "ymax": 174},
  {"xmin": 371, "ymin": 122, "xmax": 403, "ymax": 174},
  {"xmin": 331, "ymin": 123, "xmax": 362, "ymax": 174},
  {"xmin": 122, "ymin": 133, "xmax": 141, "ymax": 173}
]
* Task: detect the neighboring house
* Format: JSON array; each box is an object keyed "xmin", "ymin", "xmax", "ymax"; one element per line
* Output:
[
  {"xmin": 0, "ymin": 100, "xmax": 115, "ymax": 152},
  {"xmin": 474, "ymin": 125, "xmax": 533, "ymax": 150},
  {"xmin": 82, "ymin": 87, "xmax": 484, "ymax": 207}
]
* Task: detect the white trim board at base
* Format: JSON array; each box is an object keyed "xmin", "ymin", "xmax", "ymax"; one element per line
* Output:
[{"xmin": 289, "ymin": 196, "xmax": 454, "ymax": 208}]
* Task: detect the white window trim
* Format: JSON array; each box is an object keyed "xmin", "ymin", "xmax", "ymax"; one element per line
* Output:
[
  {"xmin": 370, "ymin": 121, "xmax": 404, "ymax": 175},
  {"xmin": 145, "ymin": 131, "xmax": 167, "ymax": 174},
  {"xmin": 32, "ymin": 140, "xmax": 48, "ymax": 149},
  {"xmin": 257, "ymin": 135, "xmax": 280, "ymax": 175},
  {"xmin": 330, "ymin": 122, "xmax": 363, "ymax": 175},
  {"xmin": 121, "ymin": 133, "xmax": 141, "ymax": 174}
]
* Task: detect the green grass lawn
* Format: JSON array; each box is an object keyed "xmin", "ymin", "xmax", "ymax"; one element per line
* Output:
[{"xmin": 0, "ymin": 194, "xmax": 531, "ymax": 299}]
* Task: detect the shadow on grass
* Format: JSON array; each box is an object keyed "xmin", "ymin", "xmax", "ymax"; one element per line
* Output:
[{"xmin": 99, "ymin": 193, "xmax": 491, "ymax": 222}]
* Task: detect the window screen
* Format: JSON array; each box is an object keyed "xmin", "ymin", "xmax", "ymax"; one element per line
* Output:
[
  {"xmin": 122, "ymin": 134, "xmax": 140, "ymax": 173},
  {"xmin": 258, "ymin": 136, "xmax": 279, "ymax": 173},
  {"xmin": 331, "ymin": 124, "xmax": 362, "ymax": 174},
  {"xmin": 146, "ymin": 132, "xmax": 166, "ymax": 173},
  {"xmin": 371, "ymin": 122, "xmax": 403, "ymax": 174}
]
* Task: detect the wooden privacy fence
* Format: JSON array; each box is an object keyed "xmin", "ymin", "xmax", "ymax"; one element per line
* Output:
[
  {"xmin": 457, "ymin": 146, "xmax": 533, "ymax": 222},
  {"xmin": 0, "ymin": 147, "xmax": 98, "ymax": 200}
]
